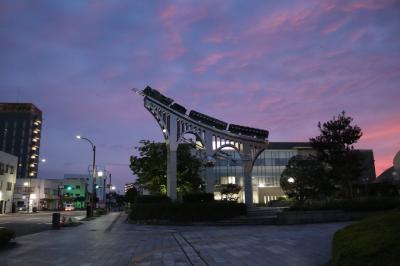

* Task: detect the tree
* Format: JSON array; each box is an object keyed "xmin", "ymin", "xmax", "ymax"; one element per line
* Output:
[
  {"xmin": 130, "ymin": 140, "xmax": 204, "ymax": 194},
  {"xmin": 280, "ymin": 155, "xmax": 329, "ymax": 203},
  {"xmin": 310, "ymin": 111, "xmax": 363, "ymax": 199},
  {"xmin": 125, "ymin": 187, "xmax": 138, "ymax": 204},
  {"xmin": 219, "ymin": 183, "xmax": 242, "ymax": 201}
]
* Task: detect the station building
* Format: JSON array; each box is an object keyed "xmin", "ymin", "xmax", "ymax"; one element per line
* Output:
[{"xmin": 211, "ymin": 142, "xmax": 376, "ymax": 204}]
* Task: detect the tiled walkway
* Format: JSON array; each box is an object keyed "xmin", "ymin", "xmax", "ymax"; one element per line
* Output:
[{"xmin": 0, "ymin": 212, "xmax": 348, "ymax": 266}]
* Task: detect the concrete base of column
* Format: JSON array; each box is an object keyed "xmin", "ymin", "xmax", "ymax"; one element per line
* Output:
[
  {"xmin": 243, "ymin": 163, "xmax": 253, "ymax": 205},
  {"xmin": 205, "ymin": 167, "xmax": 215, "ymax": 193}
]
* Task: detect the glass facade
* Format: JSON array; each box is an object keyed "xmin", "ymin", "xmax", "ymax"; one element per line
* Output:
[{"xmin": 211, "ymin": 148, "xmax": 302, "ymax": 203}]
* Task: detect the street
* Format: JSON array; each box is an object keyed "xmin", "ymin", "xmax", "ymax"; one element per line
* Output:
[{"xmin": 0, "ymin": 211, "xmax": 85, "ymax": 237}]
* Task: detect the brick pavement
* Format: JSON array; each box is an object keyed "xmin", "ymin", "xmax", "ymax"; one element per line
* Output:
[{"xmin": 0, "ymin": 212, "xmax": 348, "ymax": 266}]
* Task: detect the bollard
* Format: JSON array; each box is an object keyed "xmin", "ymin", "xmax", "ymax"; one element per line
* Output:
[{"xmin": 52, "ymin": 213, "xmax": 61, "ymax": 229}]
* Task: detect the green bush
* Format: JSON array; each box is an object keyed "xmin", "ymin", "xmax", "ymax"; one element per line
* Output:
[
  {"xmin": 332, "ymin": 211, "xmax": 400, "ymax": 266},
  {"xmin": 0, "ymin": 228, "xmax": 16, "ymax": 245},
  {"xmin": 136, "ymin": 195, "xmax": 171, "ymax": 204},
  {"xmin": 289, "ymin": 197, "xmax": 400, "ymax": 211},
  {"xmin": 182, "ymin": 193, "xmax": 214, "ymax": 203},
  {"xmin": 130, "ymin": 201, "xmax": 246, "ymax": 222}
]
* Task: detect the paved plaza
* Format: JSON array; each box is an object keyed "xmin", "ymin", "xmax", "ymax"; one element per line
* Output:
[{"xmin": 0, "ymin": 212, "xmax": 348, "ymax": 266}]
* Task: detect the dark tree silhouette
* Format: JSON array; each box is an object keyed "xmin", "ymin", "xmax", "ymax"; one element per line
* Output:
[{"xmin": 310, "ymin": 111, "xmax": 363, "ymax": 199}]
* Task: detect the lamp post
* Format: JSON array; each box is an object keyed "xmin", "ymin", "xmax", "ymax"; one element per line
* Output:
[
  {"xmin": 76, "ymin": 135, "xmax": 96, "ymax": 217},
  {"xmin": 23, "ymin": 182, "xmax": 29, "ymax": 213}
]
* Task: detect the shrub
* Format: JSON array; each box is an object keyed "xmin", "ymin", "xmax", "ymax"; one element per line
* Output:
[
  {"xmin": 136, "ymin": 195, "xmax": 171, "ymax": 204},
  {"xmin": 332, "ymin": 211, "xmax": 400, "ymax": 266},
  {"xmin": 130, "ymin": 201, "xmax": 246, "ymax": 222},
  {"xmin": 0, "ymin": 228, "xmax": 16, "ymax": 246},
  {"xmin": 182, "ymin": 193, "xmax": 214, "ymax": 203}
]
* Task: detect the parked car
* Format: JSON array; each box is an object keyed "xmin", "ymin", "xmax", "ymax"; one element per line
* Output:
[{"xmin": 64, "ymin": 204, "xmax": 75, "ymax": 211}]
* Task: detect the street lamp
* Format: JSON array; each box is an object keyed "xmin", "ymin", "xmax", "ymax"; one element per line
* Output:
[
  {"xmin": 23, "ymin": 181, "xmax": 30, "ymax": 213},
  {"xmin": 76, "ymin": 135, "xmax": 96, "ymax": 217},
  {"xmin": 288, "ymin": 177, "xmax": 295, "ymax": 184}
]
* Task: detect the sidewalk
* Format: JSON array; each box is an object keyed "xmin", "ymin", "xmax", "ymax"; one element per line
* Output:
[
  {"xmin": 1, "ymin": 212, "xmax": 129, "ymax": 266},
  {"xmin": 1, "ymin": 212, "xmax": 348, "ymax": 266}
]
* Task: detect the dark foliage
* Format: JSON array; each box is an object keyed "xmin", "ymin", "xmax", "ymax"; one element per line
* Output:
[
  {"xmin": 280, "ymin": 155, "xmax": 330, "ymax": 203},
  {"xmin": 125, "ymin": 187, "xmax": 138, "ymax": 204},
  {"xmin": 135, "ymin": 195, "xmax": 171, "ymax": 204},
  {"xmin": 130, "ymin": 140, "xmax": 204, "ymax": 194},
  {"xmin": 182, "ymin": 193, "xmax": 214, "ymax": 203},
  {"xmin": 129, "ymin": 201, "xmax": 247, "ymax": 222},
  {"xmin": 310, "ymin": 111, "xmax": 363, "ymax": 199}
]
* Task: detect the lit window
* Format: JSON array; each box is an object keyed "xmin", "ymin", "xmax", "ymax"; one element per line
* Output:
[
  {"xmin": 32, "ymin": 147, "xmax": 37, "ymax": 151},
  {"xmin": 31, "ymin": 155, "xmax": 36, "ymax": 159},
  {"xmin": 30, "ymin": 164, "xmax": 35, "ymax": 167},
  {"xmin": 29, "ymin": 172, "xmax": 35, "ymax": 176}
]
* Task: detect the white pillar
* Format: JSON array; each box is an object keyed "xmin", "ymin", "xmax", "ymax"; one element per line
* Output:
[
  {"xmin": 243, "ymin": 161, "xmax": 253, "ymax": 205},
  {"xmin": 166, "ymin": 147, "xmax": 177, "ymax": 200},
  {"xmin": 204, "ymin": 131, "xmax": 215, "ymax": 193},
  {"xmin": 166, "ymin": 114, "xmax": 178, "ymax": 201}
]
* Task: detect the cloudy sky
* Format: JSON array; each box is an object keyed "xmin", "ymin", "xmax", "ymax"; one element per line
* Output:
[{"xmin": 1, "ymin": 0, "xmax": 399, "ymax": 192}]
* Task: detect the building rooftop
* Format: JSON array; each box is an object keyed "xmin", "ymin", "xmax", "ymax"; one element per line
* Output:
[
  {"xmin": 0, "ymin": 103, "xmax": 42, "ymax": 114},
  {"xmin": 268, "ymin": 142, "xmax": 312, "ymax": 149}
]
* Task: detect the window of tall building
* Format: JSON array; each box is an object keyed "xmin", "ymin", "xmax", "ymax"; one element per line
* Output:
[{"xmin": 6, "ymin": 182, "xmax": 12, "ymax": 191}]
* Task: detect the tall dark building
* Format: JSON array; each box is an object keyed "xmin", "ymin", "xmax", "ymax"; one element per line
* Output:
[{"xmin": 0, "ymin": 103, "xmax": 42, "ymax": 179}]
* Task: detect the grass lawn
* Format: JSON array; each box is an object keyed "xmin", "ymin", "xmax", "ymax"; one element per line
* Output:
[{"xmin": 332, "ymin": 211, "xmax": 400, "ymax": 266}]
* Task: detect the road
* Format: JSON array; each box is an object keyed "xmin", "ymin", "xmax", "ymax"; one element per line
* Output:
[{"xmin": 0, "ymin": 211, "xmax": 86, "ymax": 237}]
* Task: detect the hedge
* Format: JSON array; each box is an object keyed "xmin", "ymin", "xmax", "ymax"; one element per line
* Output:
[
  {"xmin": 182, "ymin": 193, "xmax": 214, "ymax": 203},
  {"xmin": 332, "ymin": 211, "xmax": 400, "ymax": 266},
  {"xmin": 135, "ymin": 195, "xmax": 171, "ymax": 204},
  {"xmin": 130, "ymin": 201, "xmax": 246, "ymax": 222},
  {"xmin": 0, "ymin": 228, "xmax": 16, "ymax": 246}
]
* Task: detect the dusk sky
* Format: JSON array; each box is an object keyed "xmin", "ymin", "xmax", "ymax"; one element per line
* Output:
[{"xmin": 1, "ymin": 0, "xmax": 399, "ymax": 192}]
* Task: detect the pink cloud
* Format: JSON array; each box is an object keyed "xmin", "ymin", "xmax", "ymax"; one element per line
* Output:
[
  {"xmin": 322, "ymin": 17, "xmax": 349, "ymax": 34},
  {"xmin": 193, "ymin": 52, "xmax": 230, "ymax": 73},
  {"xmin": 341, "ymin": 0, "xmax": 396, "ymax": 12},
  {"xmin": 160, "ymin": 5, "xmax": 176, "ymax": 21},
  {"xmin": 358, "ymin": 116, "xmax": 400, "ymax": 175}
]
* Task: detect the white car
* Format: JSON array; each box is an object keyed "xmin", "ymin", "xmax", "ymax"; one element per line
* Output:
[{"xmin": 64, "ymin": 204, "xmax": 75, "ymax": 211}]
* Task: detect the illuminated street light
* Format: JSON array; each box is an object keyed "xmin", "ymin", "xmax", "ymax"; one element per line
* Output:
[
  {"xmin": 111, "ymin": 186, "xmax": 116, "ymax": 191},
  {"xmin": 76, "ymin": 134, "xmax": 96, "ymax": 217},
  {"xmin": 97, "ymin": 171, "xmax": 104, "ymax": 177},
  {"xmin": 288, "ymin": 177, "xmax": 295, "ymax": 183}
]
